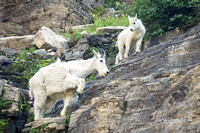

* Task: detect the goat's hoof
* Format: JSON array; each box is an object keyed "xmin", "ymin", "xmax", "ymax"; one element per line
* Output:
[
  {"xmin": 60, "ymin": 113, "xmax": 66, "ymax": 117},
  {"xmin": 60, "ymin": 111, "xmax": 66, "ymax": 117},
  {"xmin": 124, "ymin": 54, "xmax": 129, "ymax": 58},
  {"xmin": 133, "ymin": 52, "xmax": 139, "ymax": 55},
  {"xmin": 76, "ymin": 90, "xmax": 83, "ymax": 94}
]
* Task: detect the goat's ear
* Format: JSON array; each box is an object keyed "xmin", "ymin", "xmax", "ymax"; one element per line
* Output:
[
  {"xmin": 128, "ymin": 16, "xmax": 131, "ymax": 21},
  {"xmin": 93, "ymin": 49, "xmax": 98, "ymax": 57},
  {"xmin": 57, "ymin": 58, "xmax": 61, "ymax": 63},
  {"xmin": 135, "ymin": 14, "xmax": 137, "ymax": 19},
  {"xmin": 101, "ymin": 49, "xmax": 106, "ymax": 58}
]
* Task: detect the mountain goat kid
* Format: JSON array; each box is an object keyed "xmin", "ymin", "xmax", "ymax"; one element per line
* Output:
[
  {"xmin": 29, "ymin": 50, "xmax": 109, "ymax": 120},
  {"xmin": 115, "ymin": 14, "xmax": 146, "ymax": 64}
]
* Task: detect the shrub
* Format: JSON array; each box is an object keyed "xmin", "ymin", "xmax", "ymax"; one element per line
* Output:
[
  {"xmin": 19, "ymin": 97, "xmax": 30, "ymax": 115},
  {"xmin": 0, "ymin": 119, "xmax": 9, "ymax": 133},
  {"xmin": 105, "ymin": 0, "xmax": 119, "ymax": 8},
  {"xmin": 118, "ymin": 0, "xmax": 200, "ymax": 38},
  {"xmin": 0, "ymin": 97, "xmax": 12, "ymax": 111},
  {"xmin": 0, "ymin": 97, "xmax": 11, "ymax": 132},
  {"xmin": 64, "ymin": 29, "xmax": 82, "ymax": 42}
]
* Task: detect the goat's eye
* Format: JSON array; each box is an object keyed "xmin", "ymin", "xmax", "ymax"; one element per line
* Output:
[
  {"xmin": 133, "ymin": 22, "xmax": 135, "ymax": 24},
  {"xmin": 100, "ymin": 60, "xmax": 103, "ymax": 62}
]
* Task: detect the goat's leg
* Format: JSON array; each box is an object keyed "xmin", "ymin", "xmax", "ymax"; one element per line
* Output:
[
  {"xmin": 33, "ymin": 90, "xmax": 47, "ymax": 120},
  {"xmin": 135, "ymin": 37, "xmax": 143, "ymax": 53},
  {"xmin": 118, "ymin": 40, "xmax": 124, "ymax": 61},
  {"xmin": 34, "ymin": 107, "xmax": 41, "ymax": 120},
  {"xmin": 124, "ymin": 38, "xmax": 132, "ymax": 58},
  {"xmin": 76, "ymin": 78, "xmax": 85, "ymax": 94},
  {"xmin": 115, "ymin": 54, "xmax": 119, "ymax": 65},
  {"xmin": 44, "ymin": 97, "xmax": 56, "ymax": 113},
  {"xmin": 64, "ymin": 75, "xmax": 85, "ymax": 94},
  {"xmin": 60, "ymin": 92, "xmax": 78, "ymax": 117}
]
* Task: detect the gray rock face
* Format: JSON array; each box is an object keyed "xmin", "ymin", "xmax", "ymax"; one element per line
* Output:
[
  {"xmin": 0, "ymin": 0, "xmax": 104, "ymax": 36},
  {"xmin": 0, "ymin": 35, "xmax": 35, "ymax": 49},
  {"xmin": 0, "ymin": 22, "xmax": 26, "ymax": 37},
  {"xmin": 33, "ymin": 49, "xmax": 48, "ymax": 57},
  {"xmin": 0, "ymin": 83, "xmax": 29, "ymax": 132},
  {"xmin": 0, "ymin": 47, "xmax": 20, "ymax": 56},
  {"xmin": 0, "ymin": 56, "xmax": 11, "ymax": 65},
  {"xmin": 144, "ymin": 27, "xmax": 184, "ymax": 48},
  {"xmin": 1, "ymin": 84, "xmax": 21, "ymax": 116},
  {"xmin": 69, "ymin": 25, "xmax": 200, "ymax": 133},
  {"xmin": 64, "ymin": 38, "xmax": 89, "ymax": 60}
]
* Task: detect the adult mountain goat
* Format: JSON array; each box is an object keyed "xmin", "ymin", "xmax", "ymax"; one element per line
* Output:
[
  {"xmin": 29, "ymin": 50, "xmax": 109, "ymax": 120},
  {"xmin": 115, "ymin": 14, "xmax": 146, "ymax": 64}
]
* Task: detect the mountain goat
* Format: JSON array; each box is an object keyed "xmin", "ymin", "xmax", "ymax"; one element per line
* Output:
[
  {"xmin": 29, "ymin": 50, "xmax": 109, "ymax": 120},
  {"xmin": 63, "ymin": 49, "xmax": 109, "ymax": 78},
  {"xmin": 115, "ymin": 14, "xmax": 146, "ymax": 64}
]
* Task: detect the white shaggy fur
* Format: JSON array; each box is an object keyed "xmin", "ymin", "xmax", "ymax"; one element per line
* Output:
[
  {"xmin": 29, "ymin": 50, "xmax": 109, "ymax": 120},
  {"xmin": 115, "ymin": 14, "xmax": 146, "ymax": 64},
  {"xmin": 63, "ymin": 50, "xmax": 109, "ymax": 78}
]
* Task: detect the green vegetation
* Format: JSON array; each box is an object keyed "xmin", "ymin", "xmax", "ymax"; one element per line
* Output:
[
  {"xmin": 64, "ymin": 14, "xmax": 129, "ymax": 41},
  {"xmin": 0, "ymin": 98, "xmax": 11, "ymax": 132},
  {"xmin": 30, "ymin": 128, "xmax": 40, "ymax": 133},
  {"xmin": 27, "ymin": 113, "xmax": 34, "ymax": 123},
  {"xmin": 85, "ymin": 15, "xmax": 129, "ymax": 34},
  {"xmin": 64, "ymin": 112, "xmax": 71, "ymax": 133},
  {"xmin": 86, "ymin": 73, "xmax": 97, "ymax": 82},
  {"xmin": 30, "ymin": 122, "xmax": 53, "ymax": 133},
  {"xmin": 0, "ymin": 119, "xmax": 9, "ymax": 133},
  {"xmin": 0, "ymin": 89, "xmax": 12, "ymax": 133},
  {"xmin": 0, "ymin": 97, "xmax": 12, "ymax": 111},
  {"xmin": 19, "ymin": 97, "xmax": 30, "ymax": 115},
  {"xmin": 105, "ymin": 0, "xmax": 119, "ymax": 8},
  {"xmin": 66, "ymin": 0, "xmax": 199, "ymax": 41},
  {"xmin": 17, "ymin": 46, "xmax": 36, "ymax": 59},
  {"xmin": 106, "ymin": 45, "xmax": 118, "ymax": 58},
  {"xmin": 65, "ymin": 112, "xmax": 71, "ymax": 126},
  {"xmin": 116, "ymin": 0, "xmax": 200, "ymax": 38},
  {"xmin": 64, "ymin": 29, "xmax": 82, "ymax": 42}
]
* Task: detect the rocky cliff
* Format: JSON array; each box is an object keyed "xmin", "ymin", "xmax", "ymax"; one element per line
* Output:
[
  {"xmin": 0, "ymin": 0, "xmax": 104, "ymax": 37},
  {"xmin": 69, "ymin": 26, "xmax": 200, "ymax": 133}
]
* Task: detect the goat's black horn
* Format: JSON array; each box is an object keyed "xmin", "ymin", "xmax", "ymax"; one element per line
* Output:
[{"xmin": 101, "ymin": 48, "xmax": 106, "ymax": 58}]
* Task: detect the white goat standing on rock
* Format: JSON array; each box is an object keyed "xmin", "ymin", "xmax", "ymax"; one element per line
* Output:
[
  {"xmin": 29, "ymin": 50, "xmax": 109, "ymax": 120},
  {"xmin": 115, "ymin": 14, "xmax": 146, "ymax": 64}
]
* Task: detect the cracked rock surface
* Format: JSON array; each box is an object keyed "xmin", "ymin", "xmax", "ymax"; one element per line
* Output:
[{"xmin": 69, "ymin": 25, "xmax": 200, "ymax": 133}]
